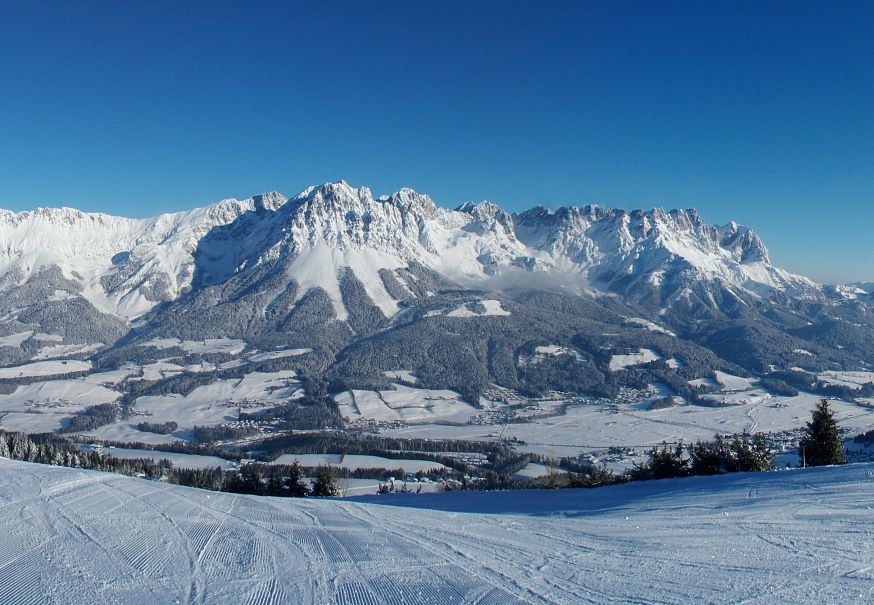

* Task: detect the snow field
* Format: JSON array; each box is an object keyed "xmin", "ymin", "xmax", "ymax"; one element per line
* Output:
[
  {"xmin": 270, "ymin": 453, "xmax": 446, "ymax": 474},
  {"xmin": 93, "ymin": 447, "xmax": 236, "ymax": 470},
  {"xmin": 4, "ymin": 458, "xmax": 874, "ymax": 603},
  {"xmin": 608, "ymin": 348, "xmax": 661, "ymax": 371},
  {"xmin": 383, "ymin": 392, "xmax": 874, "ymax": 460},
  {"xmin": 32, "ymin": 342, "xmax": 104, "ymax": 360},
  {"xmin": 137, "ymin": 337, "xmax": 247, "ymax": 355},
  {"xmin": 624, "ymin": 317, "xmax": 676, "ymax": 336},
  {"xmin": 820, "ymin": 371, "xmax": 874, "ymax": 390},
  {"xmin": 381, "ymin": 370, "xmax": 418, "ymax": 384},
  {"xmin": 0, "ymin": 379, "xmax": 122, "ymax": 433},
  {"xmin": 0, "ymin": 359, "xmax": 92, "ymax": 378},
  {"xmin": 129, "ymin": 370, "xmax": 303, "ymax": 433},
  {"xmin": 0, "ymin": 412, "xmax": 68, "ymax": 433},
  {"xmin": 336, "ymin": 384, "xmax": 479, "ymax": 424},
  {"xmin": 247, "ymin": 348, "xmax": 311, "ymax": 363},
  {"xmin": 512, "ymin": 463, "xmax": 555, "ymax": 479},
  {"xmin": 0, "ymin": 331, "xmax": 33, "ymax": 348},
  {"xmin": 445, "ymin": 299, "xmax": 511, "ymax": 317},
  {"xmin": 520, "ymin": 345, "xmax": 585, "ymax": 367},
  {"xmin": 137, "ymin": 360, "xmax": 186, "ymax": 382},
  {"xmin": 286, "ymin": 243, "xmax": 404, "ymax": 321},
  {"xmin": 83, "ymin": 421, "xmax": 184, "ymax": 445},
  {"xmin": 699, "ymin": 389, "xmax": 772, "ymax": 407},
  {"xmin": 76, "ymin": 370, "xmax": 305, "ymax": 442},
  {"xmin": 714, "ymin": 370, "xmax": 757, "ymax": 391}
]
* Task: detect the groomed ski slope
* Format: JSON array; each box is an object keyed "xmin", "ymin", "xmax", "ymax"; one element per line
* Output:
[{"xmin": 2, "ymin": 459, "xmax": 874, "ymax": 604}]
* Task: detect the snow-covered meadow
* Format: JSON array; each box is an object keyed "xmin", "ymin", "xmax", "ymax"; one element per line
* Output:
[
  {"xmin": 270, "ymin": 453, "xmax": 446, "ymax": 474},
  {"xmin": 3, "ymin": 458, "xmax": 874, "ymax": 603},
  {"xmin": 383, "ymin": 390, "xmax": 874, "ymax": 463},
  {"xmin": 336, "ymin": 384, "xmax": 479, "ymax": 424}
]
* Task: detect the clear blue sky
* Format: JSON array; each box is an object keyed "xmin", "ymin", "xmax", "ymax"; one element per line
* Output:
[{"xmin": 1, "ymin": 1, "xmax": 872, "ymax": 282}]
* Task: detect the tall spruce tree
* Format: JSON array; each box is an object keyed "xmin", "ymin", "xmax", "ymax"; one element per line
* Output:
[
  {"xmin": 311, "ymin": 465, "xmax": 339, "ymax": 497},
  {"xmin": 800, "ymin": 398, "xmax": 846, "ymax": 467}
]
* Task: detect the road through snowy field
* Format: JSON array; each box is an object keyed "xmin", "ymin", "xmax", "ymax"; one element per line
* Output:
[{"xmin": 2, "ymin": 459, "xmax": 874, "ymax": 604}]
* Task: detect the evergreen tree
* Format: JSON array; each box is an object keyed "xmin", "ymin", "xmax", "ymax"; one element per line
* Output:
[
  {"xmin": 688, "ymin": 435, "xmax": 727, "ymax": 475},
  {"xmin": 800, "ymin": 398, "xmax": 846, "ymax": 467},
  {"xmin": 630, "ymin": 443, "xmax": 687, "ymax": 480},
  {"xmin": 732, "ymin": 434, "xmax": 773, "ymax": 472},
  {"xmin": 311, "ymin": 465, "xmax": 339, "ymax": 497},
  {"xmin": 283, "ymin": 461, "xmax": 310, "ymax": 497}
]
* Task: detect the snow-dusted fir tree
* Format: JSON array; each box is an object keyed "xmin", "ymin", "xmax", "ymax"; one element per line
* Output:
[
  {"xmin": 311, "ymin": 465, "xmax": 339, "ymax": 497},
  {"xmin": 800, "ymin": 398, "xmax": 846, "ymax": 467}
]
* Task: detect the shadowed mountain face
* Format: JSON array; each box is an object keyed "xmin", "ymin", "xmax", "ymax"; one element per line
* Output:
[{"xmin": 0, "ymin": 181, "xmax": 869, "ymax": 401}]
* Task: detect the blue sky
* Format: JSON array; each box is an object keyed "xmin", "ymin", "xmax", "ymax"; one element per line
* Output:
[{"xmin": 1, "ymin": 1, "xmax": 872, "ymax": 282}]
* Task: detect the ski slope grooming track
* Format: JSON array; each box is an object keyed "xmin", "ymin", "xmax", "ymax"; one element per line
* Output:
[{"xmin": 4, "ymin": 460, "xmax": 874, "ymax": 603}]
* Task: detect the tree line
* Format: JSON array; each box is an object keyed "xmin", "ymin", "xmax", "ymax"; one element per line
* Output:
[{"xmin": 0, "ymin": 430, "xmax": 341, "ymax": 498}]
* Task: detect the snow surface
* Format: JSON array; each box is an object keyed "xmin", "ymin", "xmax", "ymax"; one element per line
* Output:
[
  {"xmin": 336, "ymin": 385, "xmax": 479, "ymax": 424},
  {"xmin": 286, "ymin": 243, "xmax": 403, "ymax": 320},
  {"xmin": 820, "ymin": 371, "xmax": 874, "ymax": 390},
  {"xmin": 137, "ymin": 361, "xmax": 185, "ymax": 382},
  {"xmin": 126, "ymin": 370, "xmax": 303, "ymax": 434},
  {"xmin": 713, "ymin": 370, "xmax": 757, "ymax": 392},
  {"xmin": 381, "ymin": 370, "xmax": 418, "ymax": 384},
  {"xmin": 247, "ymin": 348, "xmax": 311, "ymax": 363},
  {"xmin": 0, "ymin": 331, "xmax": 33, "ymax": 348},
  {"xmin": 270, "ymin": 454, "xmax": 445, "ymax": 474},
  {"xmin": 608, "ymin": 348, "xmax": 661, "ymax": 371},
  {"xmin": 0, "ymin": 378, "xmax": 121, "ymax": 433},
  {"xmin": 445, "ymin": 299, "xmax": 511, "ymax": 317},
  {"xmin": 95, "ymin": 448, "xmax": 236, "ymax": 470},
  {"xmin": 138, "ymin": 338, "xmax": 247, "ymax": 356},
  {"xmin": 0, "ymin": 359, "xmax": 91, "ymax": 378},
  {"xmin": 83, "ymin": 421, "xmax": 184, "ymax": 445},
  {"xmin": 32, "ymin": 342, "xmax": 104, "ymax": 360},
  {"xmin": 3, "ymin": 458, "xmax": 874, "ymax": 603},
  {"xmin": 519, "ymin": 345, "xmax": 586, "ymax": 368},
  {"xmin": 624, "ymin": 317, "xmax": 676, "ymax": 336},
  {"xmin": 384, "ymin": 392, "xmax": 874, "ymax": 460}
]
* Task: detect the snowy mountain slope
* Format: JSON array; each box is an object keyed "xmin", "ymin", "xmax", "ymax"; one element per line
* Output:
[
  {"xmin": 513, "ymin": 205, "xmax": 818, "ymax": 309},
  {"xmin": 3, "ymin": 181, "xmax": 871, "ymax": 395},
  {"xmin": 3, "ymin": 457, "xmax": 874, "ymax": 604},
  {"xmin": 0, "ymin": 196, "xmax": 278, "ymax": 319},
  {"xmin": 0, "ymin": 181, "xmax": 821, "ymax": 326}
]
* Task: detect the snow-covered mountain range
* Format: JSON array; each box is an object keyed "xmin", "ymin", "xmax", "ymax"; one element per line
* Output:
[
  {"xmin": 0, "ymin": 181, "xmax": 870, "ymax": 400},
  {"xmin": 0, "ymin": 181, "xmax": 820, "ymax": 321}
]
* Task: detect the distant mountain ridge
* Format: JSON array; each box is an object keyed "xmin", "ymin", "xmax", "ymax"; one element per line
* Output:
[
  {"xmin": 0, "ymin": 181, "xmax": 870, "ymax": 402},
  {"xmin": 0, "ymin": 181, "xmax": 821, "ymax": 320}
]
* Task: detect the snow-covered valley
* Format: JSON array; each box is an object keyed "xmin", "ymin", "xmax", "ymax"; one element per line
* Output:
[{"xmin": 2, "ymin": 458, "xmax": 874, "ymax": 604}]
